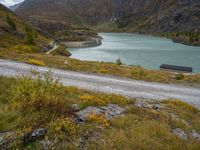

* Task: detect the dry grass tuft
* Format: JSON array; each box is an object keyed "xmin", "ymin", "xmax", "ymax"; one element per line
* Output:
[{"xmin": 27, "ymin": 59, "xmax": 45, "ymax": 66}]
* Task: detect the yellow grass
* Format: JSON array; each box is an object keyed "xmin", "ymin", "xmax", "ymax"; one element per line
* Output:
[{"xmin": 27, "ymin": 59, "xmax": 45, "ymax": 66}]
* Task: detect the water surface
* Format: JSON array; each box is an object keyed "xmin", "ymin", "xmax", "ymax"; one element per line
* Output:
[{"xmin": 69, "ymin": 33, "xmax": 200, "ymax": 73}]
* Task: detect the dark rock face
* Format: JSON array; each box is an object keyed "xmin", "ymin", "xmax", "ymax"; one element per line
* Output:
[{"xmin": 15, "ymin": 0, "xmax": 199, "ymax": 38}]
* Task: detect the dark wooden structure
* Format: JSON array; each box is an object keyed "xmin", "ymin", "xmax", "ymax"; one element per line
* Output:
[{"xmin": 160, "ymin": 64, "xmax": 193, "ymax": 73}]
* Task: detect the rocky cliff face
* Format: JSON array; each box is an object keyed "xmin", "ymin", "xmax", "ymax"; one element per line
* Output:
[
  {"xmin": 70, "ymin": 0, "xmax": 200, "ymax": 33},
  {"xmin": 15, "ymin": 0, "xmax": 200, "ymax": 45}
]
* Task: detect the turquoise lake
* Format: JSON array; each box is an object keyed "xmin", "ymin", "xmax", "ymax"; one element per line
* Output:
[{"xmin": 69, "ymin": 33, "xmax": 200, "ymax": 73}]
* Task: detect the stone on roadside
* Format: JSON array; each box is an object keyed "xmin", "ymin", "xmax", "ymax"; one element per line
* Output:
[{"xmin": 172, "ymin": 128, "xmax": 188, "ymax": 140}]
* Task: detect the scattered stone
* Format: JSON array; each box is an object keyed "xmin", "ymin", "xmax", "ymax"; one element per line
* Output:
[
  {"xmin": 100, "ymin": 104, "xmax": 126, "ymax": 120},
  {"xmin": 135, "ymin": 101, "xmax": 151, "ymax": 108},
  {"xmin": 75, "ymin": 104, "xmax": 125, "ymax": 122},
  {"xmin": 135, "ymin": 101, "xmax": 163, "ymax": 110},
  {"xmin": 71, "ymin": 104, "xmax": 80, "ymax": 112},
  {"xmin": 190, "ymin": 130, "xmax": 200, "ymax": 141},
  {"xmin": 172, "ymin": 128, "xmax": 188, "ymax": 140},
  {"xmin": 0, "ymin": 131, "xmax": 15, "ymax": 148},
  {"xmin": 21, "ymin": 128, "xmax": 47, "ymax": 144},
  {"xmin": 152, "ymin": 104, "xmax": 161, "ymax": 110},
  {"xmin": 39, "ymin": 140, "xmax": 55, "ymax": 149},
  {"xmin": 76, "ymin": 107, "xmax": 103, "ymax": 122},
  {"xmin": 64, "ymin": 60, "xmax": 69, "ymax": 65},
  {"xmin": 0, "ymin": 128, "xmax": 47, "ymax": 148}
]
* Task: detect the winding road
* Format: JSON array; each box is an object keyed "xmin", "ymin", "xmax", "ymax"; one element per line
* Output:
[{"xmin": 0, "ymin": 59, "xmax": 200, "ymax": 108}]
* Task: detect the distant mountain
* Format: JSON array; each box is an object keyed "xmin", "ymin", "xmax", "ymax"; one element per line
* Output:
[
  {"xmin": 9, "ymin": 3, "xmax": 22, "ymax": 11},
  {"xmin": 15, "ymin": 0, "xmax": 200, "ymax": 45},
  {"xmin": 0, "ymin": 4, "xmax": 50, "ymax": 52}
]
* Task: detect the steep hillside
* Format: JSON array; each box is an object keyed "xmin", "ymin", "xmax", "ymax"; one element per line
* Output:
[
  {"xmin": 0, "ymin": 4, "xmax": 50, "ymax": 53},
  {"xmin": 15, "ymin": 0, "xmax": 200, "ymax": 45},
  {"xmin": 71, "ymin": 0, "xmax": 200, "ymax": 45},
  {"xmin": 15, "ymin": 0, "xmax": 99, "ymax": 42}
]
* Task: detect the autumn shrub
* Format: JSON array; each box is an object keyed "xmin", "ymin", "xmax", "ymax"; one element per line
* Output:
[
  {"xmin": 49, "ymin": 118, "xmax": 77, "ymax": 140},
  {"xmin": 80, "ymin": 94, "xmax": 106, "ymax": 107},
  {"xmin": 80, "ymin": 94, "xmax": 129, "ymax": 108},
  {"xmin": 88, "ymin": 113, "xmax": 110, "ymax": 127},
  {"xmin": 175, "ymin": 73, "xmax": 185, "ymax": 80},
  {"xmin": 11, "ymin": 71, "xmax": 70, "ymax": 127},
  {"xmin": 9, "ymin": 45, "xmax": 41, "ymax": 53},
  {"xmin": 27, "ymin": 59, "xmax": 45, "ymax": 66}
]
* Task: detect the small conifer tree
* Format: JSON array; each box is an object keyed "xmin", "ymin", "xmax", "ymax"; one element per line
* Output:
[
  {"xmin": 24, "ymin": 25, "xmax": 35, "ymax": 45},
  {"xmin": 6, "ymin": 14, "xmax": 16, "ymax": 30}
]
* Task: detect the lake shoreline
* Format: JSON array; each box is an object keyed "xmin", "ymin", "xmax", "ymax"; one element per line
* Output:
[{"xmin": 69, "ymin": 33, "xmax": 200, "ymax": 73}]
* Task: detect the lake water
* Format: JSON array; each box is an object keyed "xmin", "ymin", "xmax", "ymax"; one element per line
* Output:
[{"xmin": 69, "ymin": 33, "xmax": 200, "ymax": 73}]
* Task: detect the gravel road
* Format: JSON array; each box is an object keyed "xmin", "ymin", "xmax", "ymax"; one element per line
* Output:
[{"xmin": 0, "ymin": 59, "xmax": 200, "ymax": 108}]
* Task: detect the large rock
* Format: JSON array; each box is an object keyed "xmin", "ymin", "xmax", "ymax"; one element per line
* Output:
[{"xmin": 75, "ymin": 104, "xmax": 126, "ymax": 122}]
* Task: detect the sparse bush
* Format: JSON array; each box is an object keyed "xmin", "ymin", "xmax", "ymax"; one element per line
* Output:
[
  {"xmin": 80, "ymin": 94, "xmax": 106, "ymax": 107},
  {"xmin": 131, "ymin": 66, "xmax": 147, "ymax": 79},
  {"xmin": 175, "ymin": 73, "xmax": 185, "ymax": 80},
  {"xmin": 11, "ymin": 71, "xmax": 69, "ymax": 127},
  {"xmin": 80, "ymin": 94, "xmax": 129, "ymax": 108},
  {"xmin": 116, "ymin": 58, "xmax": 122, "ymax": 65},
  {"xmin": 9, "ymin": 45, "xmax": 41, "ymax": 53},
  {"xmin": 50, "ymin": 118, "xmax": 77, "ymax": 140},
  {"xmin": 6, "ymin": 14, "xmax": 16, "ymax": 30},
  {"xmin": 25, "ymin": 32, "xmax": 35, "ymax": 45},
  {"xmin": 27, "ymin": 59, "xmax": 45, "ymax": 66}
]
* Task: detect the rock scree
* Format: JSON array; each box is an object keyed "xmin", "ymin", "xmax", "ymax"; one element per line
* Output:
[{"xmin": 75, "ymin": 104, "xmax": 126, "ymax": 122}]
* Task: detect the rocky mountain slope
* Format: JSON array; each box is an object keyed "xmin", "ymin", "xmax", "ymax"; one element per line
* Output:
[
  {"xmin": 15, "ymin": 0, "xmax": 200, "ymax": 45},
  {"xmin": 0, "ymin": 3, "xmax": 51, "ymax": 53},
  {"xmin": 15, "ymin": 0, "xmax": 100, "ymax": 43}
]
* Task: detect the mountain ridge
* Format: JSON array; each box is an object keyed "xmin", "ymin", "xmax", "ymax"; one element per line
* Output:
[{"xmin": 13, "ymin": 0, "xmax": 200, "ymax": 45}]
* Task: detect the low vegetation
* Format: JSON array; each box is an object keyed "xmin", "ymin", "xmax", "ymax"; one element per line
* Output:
[
  {"xmin": 0, "ymin": 74, "xmax": 200, "ymax": 149},
  {"xmin": 1, "ymin": 52, "xmax": 200, "ymax": 87},
  {"xmin": 163, "ymin": 32, "xmax": 200, "ymax": 46},
  {"xmin": 26, "ymin": 59, "xmax": 45, "ymax": 66},
  {"xmin": 0, "ymin": 6, "xmax": 50, "ymax": 53},
  {"xmin": 6, "ymin": 14, "xmax": 16, "ymax": 30},
  {"xmin": 50, "ymin": 46, "xmax": 71, "ymax": 57}
]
